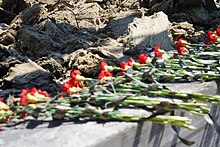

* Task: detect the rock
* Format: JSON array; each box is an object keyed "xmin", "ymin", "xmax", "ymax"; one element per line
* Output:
[
  {"xmin": 0, "ymin": 89, "xmax": 21, "ymax": 100},
  {"xmin": 204, "ymin": 0, "xmax": 219, "ymax": 11},
  {"xmin": 0, "ymin": 44, "xmax": 28, "ymax": 81},
  {"xmin": 1, "ymin": 0, "xmax": 29, "ymax": 14},
  {"xmin": 175, "ymin": 0, "xmax": 203, "ymax": 7},
  {"xmin": 149, "ymin": 0, "xmax": 174, "ymax": 15},
  {"xmin": 89, "ymin": 37, "xmax": 125, "ymax": 59},
  {"xmin": 9, "ymin": 4, "xmax": 48, "ymax": 27},
  {"xmin": 67, "ymin": 49, "xmax": 102, "ymax": 76},
  {"xmin": 170, "ymin": 22, "xmax": 194, "ymax": 39},
  {"xmin": 192, "ymin": 30, "xmax": 206, "ymax": 43},
  {"xmin": 0, "ymin": 28, "xmax": 16, "ymax": 45},
  {"xmin": 169, "ymin": 13, "xmax": 191, "ymax": 23},
  {"xmin": 170, "ymin": 21, "xmax": 206, "ymax": 43},
  {"xmin": 17, "ymin": 26, "xmax": 62, "ymax": 58},
  {"xmin": 124, "ymin": 11, "xmax": 173, "ymax": 50},
  {"xmin": 106, "ymin": 11, "xmax": 140, "ymax": 37},
  {"xmin": 180, "ymin": 5, "xmax": 210, "ymax": 26},
  {"xmin": 2, "ymin": 60, "xmax": 58, "ymax": 93},
  {"xmin": 209, "ymin": 10, "xmax": 220, "ymax": 28},
  {"xmin": 148, "ymin": 0, "xmax": 157, "ymax": 8},
  {"xmin": 36, "ymin": 56, "xmax": 66, "ymax": 79},
  {"xmin": 3, "ymin": 4, "xmax": 102, "ymax": 59},
  {"xmin": 0, "ymin": 7, "xmax": 16, "ymax": 24},
  {"xmin": 168, "ymin": 4, "xmax": 210, "ymax": 26}
]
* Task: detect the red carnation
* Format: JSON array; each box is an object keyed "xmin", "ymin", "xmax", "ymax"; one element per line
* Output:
[
  {"xmin": 98, "ymin": 71, "xmax": 112, "ymax": 80},
  {"xmin": 127, "ymin": 58, "xmax": 134, "ymax": 66},
  {"xmin": 61, "ymin": 81, "xmax": 73, "ymax": 93},
  {"xmin": 37, "ymin": 89, "xmax": 50, "ymax": 97},
  {"xmin": 175, "ymin": 38, "xmax": 189, "ymax": 55},
  {"xmin": 20, "ymin": 88, "xmax": 50, "ymax": 105},
  {"xmin": 207, "ymin": 31, "xmax": 217, "ymax": 44},
  {"xmin": 0, "ymin": 98, "xmax": 3, "ymax": 103},
  {"xmin": 216, "ymin": 26, "xmax": 220, "ymax": 36},
  {"xmin": 177, "ymin": 47, "xmax": 189, "ymax": 55},
  {"xmin": 154, "ymin": 44, "xmax": 163, "ymax": 58},
  {"xmin": 70, "ymin": 78, "xmax": 84, "ymax": 88},
  {"xmin": 100, "ymin": 61, "xmax": 108, "ymax": 71},
  {"xmin": 20, "ymin": 88, "xmax": 30, "ymax": 105},
  {"xmin": 71, "ymin": 70, "xmax": 81, "ymax": 79},
  {"xmin": 138, "ymin": 53, "xmax": 149, "ymax": 64},
  {"xmin": 120, "ymin": 62, "xmax": 127, "ymax": 69},
  {"xmin": 62, "ymin": 69, "xmax": 85, "ymax": 94},
  {"xmin": 29, "ymin": 88, "xmax": 50, "ymax": 98},
  {"xmin": 176, "ymin": 38, "xmax": 188, "ymax": 49},
  {"xmin": 120, "ymin": 62, "xmax": 128, "ymax": 76}
]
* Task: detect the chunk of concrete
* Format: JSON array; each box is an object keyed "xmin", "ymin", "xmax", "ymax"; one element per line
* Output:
[
  {"xmin": 204, "ymin": 0, "xmax": 219, "ymax": 11},
  {"xmin": 175, "ymin": 0, "xmax": 203, "ymax": 7},
  {"xmin": 125, "ymin": 11, "xmax": 173, "ymax": 50}
]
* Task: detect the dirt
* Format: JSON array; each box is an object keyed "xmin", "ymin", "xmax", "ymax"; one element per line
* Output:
[{"xmin": 0, "ymin": 0, "xmax": 219, "ymax": 98}]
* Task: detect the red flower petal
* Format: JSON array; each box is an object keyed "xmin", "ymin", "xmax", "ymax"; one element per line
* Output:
[
  {"xmin": 105, "ymin": 71, "xmax": 113, "ymax": 77},
  {"xmin": 120, "ymin": 70, "xmax": 126, "ymax": 76},
  {"xmin": 138, "ymin": 54, "xmax": 148, "ymax": 64},
  {"xmin": 100, "ymin": 61, "xmax": 108, "ymax": 71},
  {"xmin": 61, "ymin": 81, "xmax": 73, "ymax": 92},
  {"xmin": 128, "ymin": 58, "xmax": 134, "ymax": 66},
  {"xmin": 98, "ymin": 71, "xmax": 112, "ymax": 80},
  {"xmin": 120, "ymin": 62, "xmax": 127, "ymax": 69},
  {"xmin": 154, "ymin": 44, "xmax": 163, "ymax": 58},
  {"xmin": 71, "ymin": 70, "xmax": 81, "ymax": 79},
  {"xmin": 178, "ymin": 47, "xmax": 189, "ymax": 55},
  {"xmin": 176, "ymin": 38, "xmax": 188, "ymax": 49},
  {"xmin": 20, "ymin": 88, "xmax": 30, "ymax": 105},
  {"xmin": 30, "ymin": 87, "xmax": 37, "ymax": 95},
  {"xmin": 204, "ymin": 39, "xmax": 210, "ymax": 45},
  {"xmin": 37, "ymin": 89, "xmax": 50, "ymax": 97},
  {"xmin": 98, "ymin": 71, "xmax": 105, "ymax": 80},
  {"xmin": 0, "ymin": 98, "xmax": 3, "ymax": 103},
  {"xmin": 207, "ymin": 31, "xmax": 217, "ymax": 44},
  {"xmin": 216, "ymin": 26, "xmax": 220, "ymax": 36}
]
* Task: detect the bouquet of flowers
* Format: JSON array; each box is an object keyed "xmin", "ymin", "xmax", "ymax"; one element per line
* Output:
[{"xmin": 1, "ymin": 27, "xmax": 220, "ymax": 133}]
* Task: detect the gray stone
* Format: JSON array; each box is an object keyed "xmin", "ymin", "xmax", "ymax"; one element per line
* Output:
[
  {"xmin": 175, "ymin": 0, "xmax": 203, "ymax": 7},
  {"xmin": 124, "ymin": 11, "xmax": 173, "ymax": 50},
  {"xmin": 107, "ymin": 11, "xmax": 140, "ymax": 37},
  {"xmin": 150, "ymin": 0, "xmax": 174, "ymax": 14},
  {"xmin": 205, "ymin": 0, "xmax": 219, "ymax": 11},
  {"xmin": 0, "ymin": 81, "xmax": 219, "ymax": 147},
  {"xmin": 183, "ymin": 5, "xmax": 210, "ymax": 25},
  {"xmin": 3, "ymin": 60, "xmax": 57, "ymax": 92}
]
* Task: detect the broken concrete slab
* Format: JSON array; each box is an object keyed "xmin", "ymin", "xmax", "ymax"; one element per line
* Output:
[
  {"xmin": 2, "ymin": 60, "xmax": 58, "ymax": 92},
  {"xmin": 67, "ymin": 49, "xmax": 102, "ymax": 76},
  {"xmin": 204, "ymin": 0, "xmax": 219, "ymax": 11},
  {"xmin": 170, "ymin": 22, "xmax": 196, "ymax": 41},
  {"xmin": 180, "ymin": 5, "xmax": 210, "ymax": 26},
  {"xmin": 106, "ymin": 11, "xmax": 140, "ymax": 37},
  {"xmin": 3, "ymin": 4, "xmax": 101, "ymax": 59},
  {"xmin": 175, "ymin": 0, "xmax": 203, "ymax": 7},
  {"xmin": 149, "ymin": 0, "xmax": 174, "ymax": 14},
  {"xmin": 124, "ymin": 11, "xmax": 173, "ymax": 50}
]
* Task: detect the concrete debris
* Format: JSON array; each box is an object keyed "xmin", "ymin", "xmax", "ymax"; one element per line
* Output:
[{"xmin": 124, "ymin": 11, "xmax": 173, "ymax": 50}]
